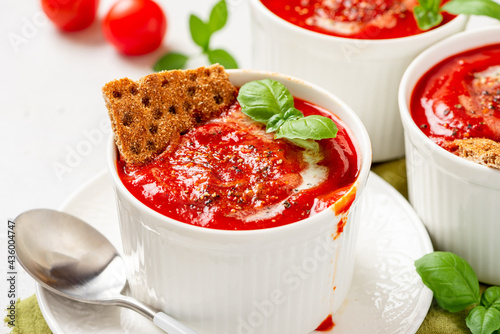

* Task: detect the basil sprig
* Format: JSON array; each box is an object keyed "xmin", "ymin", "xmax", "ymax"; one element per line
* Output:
[
  {"xmin": 416, "ymin": 252, "xmax": 500, "ymax": 334},
  {"xmin": 414, "ymin": 0, "xmax": 500, "ymax": 30},
  {"xmin": 414, "ymin": 0, "xmax": 443, "ymax": 30},
  {"xmin": 154, "ymin": 0, "xmax": 238, "ymax": 71},
  {"xmin": 236, "ymin": 79, "xmax": 338, "ymax": 145}
]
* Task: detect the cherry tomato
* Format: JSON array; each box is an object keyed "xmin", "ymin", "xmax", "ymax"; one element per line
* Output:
[
  {"xmin": 103, "ymin": 0, "xmax": 167, "ymax": 56},
  {"xmin": 41, "ymin": 0, "xmax": 99, "ymax": 32}
]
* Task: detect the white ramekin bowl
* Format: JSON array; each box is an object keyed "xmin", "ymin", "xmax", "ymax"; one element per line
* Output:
[
  {"xmin": 248, "ymin": 0, "xmax": 467, "ymax": 162},
  {"xmin": 399, "ymin": 27, "xmax": 500, "ymax": 285},
  {"xmin": 108, "ymin": 70, "xmax": 372, "ymax": 334}
]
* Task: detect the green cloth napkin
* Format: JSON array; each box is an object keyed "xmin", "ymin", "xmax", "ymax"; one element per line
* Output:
[
  {"xmin": 5, "ymin": 159, "xmax": 473, "ymax": 334},
  {"xmin": 4, "ymin": 295, "xmax": 52, "ymax": 334}
]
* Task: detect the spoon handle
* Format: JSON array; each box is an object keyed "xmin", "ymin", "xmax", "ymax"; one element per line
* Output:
[
  {"xmin": 114, "ymin": 294, "xmax": 200, "ymax": 334},
  {"xmin": 153, "ymin": 312, "xmax": 201, "ymax": 334}
]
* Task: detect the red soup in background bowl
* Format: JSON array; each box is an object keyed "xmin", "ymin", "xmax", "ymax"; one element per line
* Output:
[
  {"xmin": 411, "ymin": 43, "xmax": 500, "ymax": 150},
  {"xmin": 107, "ymin": 68, "xmax": 371, "ymax": 334},
  {"xmin": 260, "ymin": 0, "xmax": 456, "ymax": 40},
  {"xmin": 249, "ymin": 0, "xmax": 467, "ymax": 162},
  {"xmin": 399, "ymin": 27, "xmax": 500, "ymax": 285}
]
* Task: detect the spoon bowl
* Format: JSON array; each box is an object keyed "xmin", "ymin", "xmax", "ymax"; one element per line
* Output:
[{"xmin": 14, "ymin": 208, "xmax": 199, "ymax": 334}]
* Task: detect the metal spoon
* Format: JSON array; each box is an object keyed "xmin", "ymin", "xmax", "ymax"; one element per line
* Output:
[{"xmin": 14, "ymin": 208, "xmax": 199, "ymax": 334}]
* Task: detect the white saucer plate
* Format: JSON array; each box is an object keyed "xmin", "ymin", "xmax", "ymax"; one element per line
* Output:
[{"xmin": 37, "ymin": 171, "xmax": 433, "ymax": 334}]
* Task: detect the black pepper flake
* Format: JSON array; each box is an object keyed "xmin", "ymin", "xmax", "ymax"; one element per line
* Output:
[
  {"xmin": 452, "ymin": 128, "xmax": 458, "ymax": 136},
  {"xmin": 283, "ymin": 201, "xmax": 291, "ymax": 208},
  {"xmin": 482, "ymin": 90, "xmax": 490, "ymax": 96},
  {"xmin": 467, "ymin": 124, "xmax": 472, "ymax": 129},
  {"xmin": 420, "ymin": 124, "xmax": 428, "ymax": 129},
  {"xmin": 443, "ymin": 109, "xmax": 450, "ymax": 116}
]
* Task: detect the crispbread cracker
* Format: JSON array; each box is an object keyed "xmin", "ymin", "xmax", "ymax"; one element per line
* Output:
[
  {"xmin": 453, "ymin": 138, "xmax": 500, "ymax": 170},
  {"xmin": 103, "ymin": 65, "xmax": 237, "ymax": 165}
]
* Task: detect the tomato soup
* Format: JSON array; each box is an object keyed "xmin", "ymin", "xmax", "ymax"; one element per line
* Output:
[
  {"xmin": 410, "ymin": 43, "xmax": 500, "ymax": 151},
  {"xmin": 260, "ymin": 0, "xmax": 455, "ymax": 39},
  {"xmin": 118, "ymin": 98, "xmax": 360, "ymax": 231}
]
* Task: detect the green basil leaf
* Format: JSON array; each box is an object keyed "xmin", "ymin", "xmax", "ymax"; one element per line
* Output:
[
  {"xmin": 209, "ymin": 0, "xmax": 228, "ymax": 33},
  {"xmin": 481, "ymin": 287, "xmax": 500, "ymax": 310},
  {"xmin": 190, "ymin": 14, "xmax": 211, "ymax": 52},
  {"xmin": 276, "ymin": 115, "xmax": 338, "ymax": 140},
  {"xmin": 466, "ymin": 306, "xmax": 500, "ymax": 334},
  {"xmin": 287, "ymin": 138, "xmax": 320, "ymax": 151},
  {"xmin": 413, "ymin": 5, "xmax": 444, "ymax": 30},
  {"xmin": 415, "ymin": 252, "xmax": 480, "ymax": 312},
  {"xmin": 207, "ymin": 49, "xmax": 238, "ymax": 69},
  {"xmin": 284, "ymin": 108, "xmax": 304, "ymax": 121},
  {"xmin": 266, "ymin": 114, "xmax": 285, "ymax": 133},
  {"xmin": 237, "ymin": 79, "xmax": 295, "ymax": 123},
  {"xmin": 153, "ymin": 52, "xmax": 189, "ymax": 72},
  {"xmin": 442, "ymin": 0, "xmax": 500, "ymax": 20}
]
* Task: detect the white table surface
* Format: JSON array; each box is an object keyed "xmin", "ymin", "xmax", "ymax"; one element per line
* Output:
[{"xmin": 0, "ymin": 0, "xmax": 498, "ymax": 332}]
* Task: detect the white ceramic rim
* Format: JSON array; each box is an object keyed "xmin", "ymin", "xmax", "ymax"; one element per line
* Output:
[
  {"xmin": 399, "ymin": 26, "xmax": 500, "ymax": 186},
  {"xmin": 108, "ymin": 69, "xmax": 372, "ymax": 239},
  {"xmin": 248, "ymin": 0, "xmax": 468, "ymax": 45}
]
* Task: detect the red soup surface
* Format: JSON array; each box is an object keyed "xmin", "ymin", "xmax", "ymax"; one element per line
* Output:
[
  {"xmin": 411, "ymin": 43, "xmax": 500, "ymax": 151},
  {"xmin": 118, "ymin": 98, "xmax": 360, "ymax": 231},
  {"xmin": 260, "ymin": 0, "xmax": 455, "ymax": 39}
]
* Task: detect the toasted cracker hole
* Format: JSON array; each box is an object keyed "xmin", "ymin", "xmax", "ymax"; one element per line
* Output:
[
  {"xmin": 204, "ymin": 68, "xmax": 211, "ymax": 76},
  {"xmin": 214, "ymin": 93, "xmax": 223, "ymax": 105},
  {"xmin": 183, "ymin": 101, "xmax": 191, "ymax": 111},
  {"xmin": 194, "ymin": 112, "xmax": 203, "ymax": 123},
  {"xmin": 161, "ymin": 79, "xmax": 169, "ymax": 87},
  {"xmin": 189, "ymin": 73, "xmax": 197, "ymax": 81},
  {"xmin": 142, "ymin": 96, "xmax": 151, "ymax": 107},
  {"xmin": 187, "ymin": 87, "xmax": 196, "ymax": 97},
  {"xmin": 112, "ymin": 91, "xmax": 121, "ymax": 98},
  {"xmin": 180, "ymin": 129, "xmax": 189, "ymax": 135},
  {"xmin": 146, "ymin": 140, "xmax": 156, "ymax": 151},
  {"xmin": 130, "ymin": 85, "xmax": 138, "ymax": 95},
  {"xmin": 130, "ymin": 143, "xmax": 141, "ymax": 155},
  {"xmin": 122, "ymin": 112, "xmax": 133, "ymax": 127},
  {"xmin": 153, "ymin": 108, "xmax": 163, "ymax": 120},
  {"xmin": 168, "ymin": 105, "xmax": 176, "ymax": 114},
  {"xmin": 149, "ymin": 124, "xmax": 158, "ymax": 134}
]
